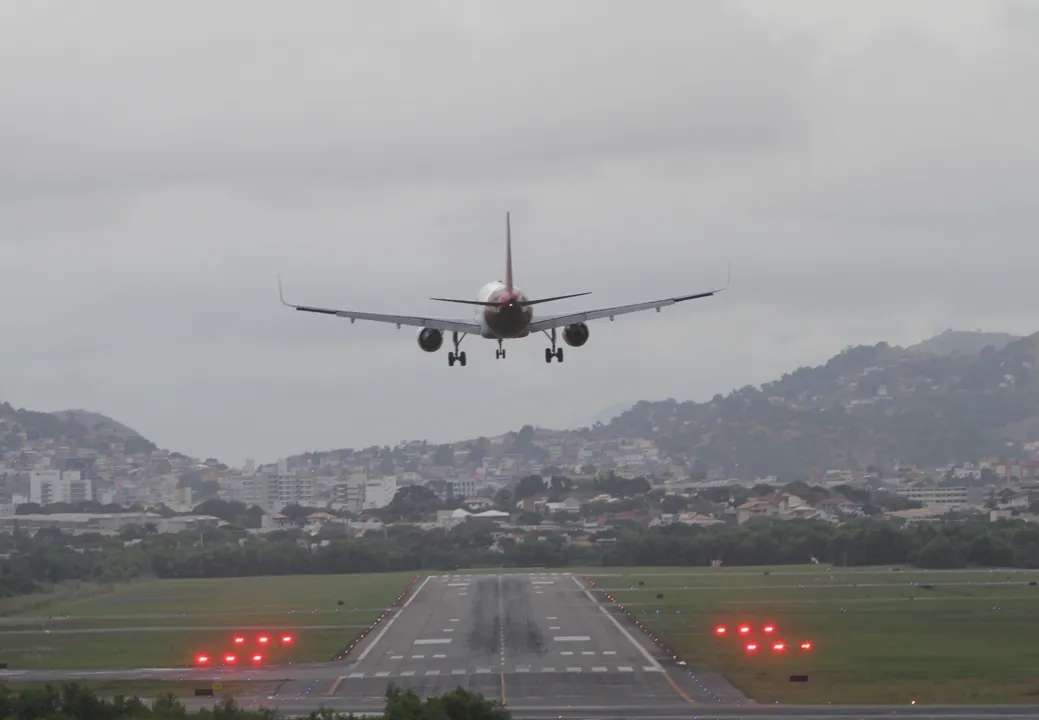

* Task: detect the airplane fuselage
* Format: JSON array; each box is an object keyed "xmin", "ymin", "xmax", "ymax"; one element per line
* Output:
[{"xmin": 476, "ymin": 281, "xmax": 533, "ymax": 339}]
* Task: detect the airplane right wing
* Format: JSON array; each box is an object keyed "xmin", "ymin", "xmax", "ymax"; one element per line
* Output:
[
  {"xmin": 279, "ymin": 278, "xmax": 482, "ymax": 335},
  {"xmin": 528, "ymin": 264, "xmax": 731, "ymax": 333}
]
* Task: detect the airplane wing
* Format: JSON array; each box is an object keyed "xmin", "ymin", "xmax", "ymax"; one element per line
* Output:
[
  {"xmin": 528, "ymin": 265, "xmax": 730, "ymax": 333},
  {"xmin": 279, "ymin": 278, "xmax": 482, "ymax": 335}
]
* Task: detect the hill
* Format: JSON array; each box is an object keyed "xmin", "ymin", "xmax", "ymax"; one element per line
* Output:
[
  {"xmin": 908, "ymin": 329, "xmax": 1021, "ymax": 356},
  {"xmin": 51, "ymin": 409, "xmax": 140, "ymax": 438},
  {"xmin": 0, "ymin": 403, "xmax": 157, "ymax": 455},
  {"xmin": 600, "ymin": 331, "xmax": 1039, "ymax": 480}
]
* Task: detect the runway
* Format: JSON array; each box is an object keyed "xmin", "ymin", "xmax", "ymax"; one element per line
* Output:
[
  {"xmin": 273, "ymin": 571, "xmax": 734, "ymax": 712},
  {"xmin": 2, "ymin": 572, "xmax": 1037, "ymax": 719},
  {"xmin": 0, "ymin": 572, "xmax": 734, "ymax": 713}
]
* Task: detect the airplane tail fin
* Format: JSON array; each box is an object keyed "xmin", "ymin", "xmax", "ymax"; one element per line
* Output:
[
  {"xmin": 429, "ymin": 212, "xmax": 591, "ymax": 307},
  {"xmin": 505, "ymin": 211, "xmax": 513, "ymax": 293}
]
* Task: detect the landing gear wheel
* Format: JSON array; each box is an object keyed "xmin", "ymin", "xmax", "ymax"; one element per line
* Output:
[
  {"xmin": 496, "ymin": 341, "xmax": 506, "ymax": 359},
  {"xmin": 544, "ymin": 329, "xmax": 564, "ymax": 363},
  {"xmin": 448, "ymin": 331, "xmax": 468, "ymax": 367}
]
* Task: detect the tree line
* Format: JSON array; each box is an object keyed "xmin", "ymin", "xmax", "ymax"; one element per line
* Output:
[
  {"xmin": 0, "ymin": 683, "xmax": 508, "ymax": 719},
  {"xmin": 2, "ymin": 517, "xmax": 1039, "ymax": 600}
]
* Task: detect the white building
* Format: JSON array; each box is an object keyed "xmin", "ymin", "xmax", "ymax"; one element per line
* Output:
[
  {"xmin": 333, "ymin": 475, "xmax": 367, "ymax": 513},
  {"xmin": 896, "ymin": 486, "xmax": 978, "ymax": 508},
  {"xmin": 451, "ymin": 479, "xmax": 477, "ymax": 499},
  {"xmin": 30, "ymin": 470, "xmax": 93, "ymax": 505},
  {"xmin": 364, "ymin": 477, "xmax": 398, "ymax": 510}
]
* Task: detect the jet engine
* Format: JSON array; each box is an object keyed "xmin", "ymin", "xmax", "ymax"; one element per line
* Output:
[
  {"xmin": 562, "ymin": 322, "xmax": 589, "ymax": 348},
  {"xmin": 417, "ymin": 328, "xmax": 444, "ymax": 352}
]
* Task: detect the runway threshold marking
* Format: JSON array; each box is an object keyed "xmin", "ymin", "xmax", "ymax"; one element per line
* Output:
[{"xmin": 354, "ymin": 575, "xmax": 432, "ymax": 663}]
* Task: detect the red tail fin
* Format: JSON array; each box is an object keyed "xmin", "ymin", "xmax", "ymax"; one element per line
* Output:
[{"xmin": 505, "ymin": 211, "xmax": 514, "ymax": 293}]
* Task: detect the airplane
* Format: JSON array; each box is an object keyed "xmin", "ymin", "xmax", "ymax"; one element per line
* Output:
[{"xmin": 278, "ymin": 212, "xmax": 730, "ymax": 367}]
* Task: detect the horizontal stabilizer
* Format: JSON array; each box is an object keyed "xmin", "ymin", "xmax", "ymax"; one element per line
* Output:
[
  {"xmin": 517, "ymin": 292, "xmax": 591, "ymax": 306},
  {"xmin": 430, "ymin": 291, "xmax": 591, "ymax": 308}
]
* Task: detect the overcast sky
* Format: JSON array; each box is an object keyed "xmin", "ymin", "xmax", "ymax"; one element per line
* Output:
[{"xmin": 2, "ymin": 0, "xmax": 1038, "ymax": 465}]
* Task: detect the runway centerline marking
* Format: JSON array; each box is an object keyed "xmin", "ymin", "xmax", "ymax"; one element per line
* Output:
[
  {"xmin": 354, "ymin": 575, "xmax": 431, "ymax": 663},
  {"xmin": 414, "ymin": 638, "xmax": 452, "ymax": 645},
  {"xmin": 554, "ymin": 636, "xmax": 591, "ymax": 641}
]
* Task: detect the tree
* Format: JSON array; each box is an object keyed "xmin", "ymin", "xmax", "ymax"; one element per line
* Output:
[{"xmin": 513, "ymin": 475, "xmax": 547, "ymax": 500}]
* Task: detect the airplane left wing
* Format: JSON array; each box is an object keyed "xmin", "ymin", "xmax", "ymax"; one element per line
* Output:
[
  {"xmin": 279, "ymin": 278, "xmax": 482, "ymax": 334},
  {"xmin": 528, "ymin": 266, "xmax": 730, "ymax": 333}
]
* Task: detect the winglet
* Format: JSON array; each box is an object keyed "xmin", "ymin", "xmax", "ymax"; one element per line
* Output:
[
  {"xmin": 278, "ymin": 275, "xmax": 293, "ymax": 307},
  {"xmin": 505, "ymin": 211, "xmax": 514, "ymax": 293}
]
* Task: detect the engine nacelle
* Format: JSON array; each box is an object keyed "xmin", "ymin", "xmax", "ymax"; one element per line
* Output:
[
  {"xmin": 562, "ymin": 322, "xmax": 589, "ymax": 348},
  {"xmin": 417, "ymin": 328, "xmax": 444, "ymax": 352}
]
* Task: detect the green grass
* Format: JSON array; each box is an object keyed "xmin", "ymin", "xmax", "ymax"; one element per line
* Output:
[
  {"xmin": 0, "ymin": 680, "xmax": 278, "ymax": 699},
  {"xmin": 588, "ymin": 565, "xmax": 1039, "ymax": 705},
  {"xmin": 0, "ymin": 573, "xmax": 417, "ymax": 670}
]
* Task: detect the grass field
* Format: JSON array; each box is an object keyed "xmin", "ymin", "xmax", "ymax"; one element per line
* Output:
[
  {"xmin": 588, "ymin": 565, "xmax": 1039, "ymax": 705},
  {"xmin": 0, "ymin": 573, "xmax": 417, "ymax": 670}
]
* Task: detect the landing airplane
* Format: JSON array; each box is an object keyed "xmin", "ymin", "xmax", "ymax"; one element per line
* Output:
[{"xmin": 278, "ymin": 213, "xmax": 730, "ymax": 367}]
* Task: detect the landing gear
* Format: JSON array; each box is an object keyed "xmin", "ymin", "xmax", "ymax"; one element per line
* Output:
[
  {"xmin": 495, "ymin": 339, "xmax": 507, "ymax": 359},
  {"xmin": 447, "ymin": 331, "xmax": 467, "ymax": 367},
  {"xmin": 543, "ymin": 329, "xmax": 564, "ymax": 363}
]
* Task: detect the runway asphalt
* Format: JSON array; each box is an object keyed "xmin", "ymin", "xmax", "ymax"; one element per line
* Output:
[{"xmin": 3, "ymin": 571, "xmax": 1038, "ymax": 719}]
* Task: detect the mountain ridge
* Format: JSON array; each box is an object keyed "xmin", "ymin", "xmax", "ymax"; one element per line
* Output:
[{"xmin": 6, "ymin": 330, "xmax": 1037, "ymax": 483}]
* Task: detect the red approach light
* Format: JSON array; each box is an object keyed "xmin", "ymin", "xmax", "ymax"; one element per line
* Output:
[
  {"xmin": 745, "ymin": 643, "xmax": 758, "ymax": 652},
  {"xmin": 763, "ymin": 625, "xmax": 775, "ymax": 634},
  {"xmin": 196, "ymin": 654, "xmax": 209, "ymax": 665},
  {"xmin": 252, "ymin": 654, "xmax": 263, "ymax": 663},
  {"xmin": 282, "ymin": 635, "xmax": 294, "ymax": 644},
  {"xmin": 800, "ymin": 641, "xmax": 813, "ymax": 651},
  {"xmin": 233, "ymin": 636, "xmax": 245, "ymax": 644},
  {"xmin": 258, "ymin": 635, "xmax": 269, "ymax": 644},
  {"xmin": 772, "ymin": 642, "xmax": 786, "ymax": 652},
  {"xmin": 715, "ymin": 626, "xmax": 727, "ymax": 636},
  {"xmin": 224, "ymin": 654, "xmax": 237, "ymax": 664},
  {"xmin": 738, "ymin": 625, "xmax": 751, "ymax": 634}
]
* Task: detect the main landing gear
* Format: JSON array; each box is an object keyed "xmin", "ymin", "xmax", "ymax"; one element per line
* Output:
[
  {"xmin": 447, "ymin": 331, "xmax": 467, "ymax": 367},
  {"xmin": 495, "ymin": 339, "xmax": 507, "ymax": 360},
  {"xmin": 543, "ymin": 328, "xmax": 564, "ymax": 363}
]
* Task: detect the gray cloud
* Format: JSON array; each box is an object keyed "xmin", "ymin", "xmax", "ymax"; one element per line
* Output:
[{"xmin": 1, "ymin": 0, "xmax": 1037, "ymax": 464}]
